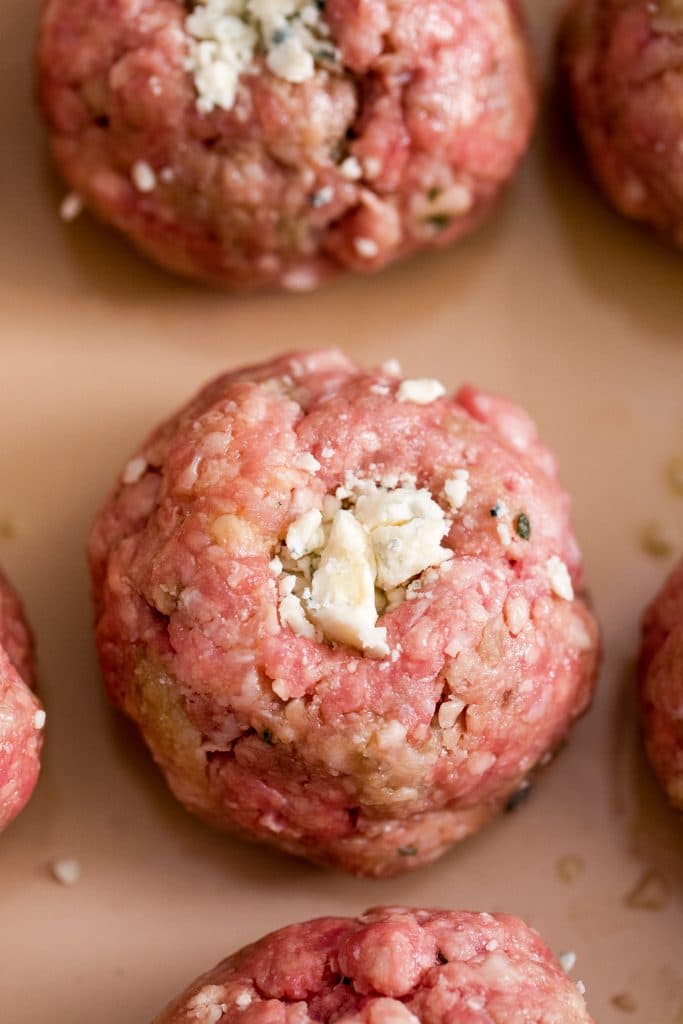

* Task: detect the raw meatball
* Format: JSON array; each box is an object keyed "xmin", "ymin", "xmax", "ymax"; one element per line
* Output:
[
  {"xmin": 0, "ymin": 570, "xmax": 43, "ymax": 832},
  {"xmin": 639, "ymin": 557, "xmax": 683, "ymax": 810},
  {"xmin": 37, "ymin": 0, "xmax": 536, "ymax": 290},
  {"xmin": 561, "ymin": 0, "xmax": 683, "ymax": 245},
  {"xmin": 88, "ymin": 349, "xmax": 599, "ymax": 877},
  {"xmin": 153, "ymin": 906, "xmax": 593, "ymax": 1024}
]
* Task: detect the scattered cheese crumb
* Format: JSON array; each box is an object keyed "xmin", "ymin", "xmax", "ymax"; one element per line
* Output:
[
  {"xmin": 381, "ymin": 359, "xmax": 402, "ymax": 376},
  {"xmin": 131, "ymin": 160, "xmax": 157, "ymax": 193},
  {"xmin": 234, "ymin": 991, "xmax": 253, "ymax": 1010},
  {"xmin": 397, "ymin": 378, "xmax": 446, "ymax": 405},
  {"xmin": 545, "ymin": 556, "xmax": 574, "ymax": 601},
  {"xmin": 122, "ymin": 455, "xmax": 148, "ymax": 485},
  {"xmin": 558, "ymin": 951, "xmax": 577, "ymax": 973},
  {"xmin": 354, "ymin": 237, "xmax": 379, "ymax": 259},
  {"xmin": 497, "ymin": 522, "xmax": 512, "ymax": 547},
  {"xmin": 576, "ymin": 981, "xmax": 586, "ymax": 996},
  {"xmin": 339, "ymin": 156, "xmax": 362, "ymax": 180},
  {"xmin": 33, "ymin": 709, "xmax": 46, "ymax": 730},
  {"xmin": 320, "ymin": 445, "xmax": 335, "ymax": 459},
  {"xmin": 50, "ymin": 857, "xmax": 81, "ymax": 886},
  {"xmin": 294, "ymin": 452, "xmax": 321, "ymax": 473},
  {"xmin": 59, "ymin": 192, "xmax": 83, "ymax": 222},
  {"xmin": 444, "ymin": 470, "xmax": 469, "ymax": 511}
]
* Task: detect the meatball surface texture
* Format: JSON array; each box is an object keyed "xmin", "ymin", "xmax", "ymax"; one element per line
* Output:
[
  {"xmin": 153, "ymin": 906, "xmax": 594, "ymax": 1024},
  {"xmin": 89, "ymin": 349, "xmax": 600, "ymax": 876},
  {"xmin": 0, "ymin": 570, "xmax": 43, "ymax": 832},
  {"xmin": 639, "ymin": 557, "xmax": 683, "ymax": 810},
  {"xmin": 562, "ymin": 0, "xmax": 683, "ymax": 245},
  {"xmin": 38, "ymin": 0, "xmax": 536, "ymax": 289}
]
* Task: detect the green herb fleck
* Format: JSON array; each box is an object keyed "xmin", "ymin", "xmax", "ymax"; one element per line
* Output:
[
  {"xmin": 425, "ymin": 213, "xmax": 453, "ymax": 231},
  {"xmin": 261, "ymin": 729, "xmax": 275, "ymax": 746},
  {"xmin": 398, "ymin": 845, "xmax": 418, "ymax": 857},
  {"xmin": 515, "ymin": 513, "xmax": 531, "ymax": 541}
]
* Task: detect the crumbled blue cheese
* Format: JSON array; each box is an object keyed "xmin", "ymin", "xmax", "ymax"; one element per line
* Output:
[
  {"xmin": 309, "ymin": 509, "xmax": 388, "ymax": 656},
  {"xmin": 286, "ymin": 508, "xmax": 324, "ymax": 558},
  {"xmin": 397, "ymin": 378, "xmax": 446, "ymax": 405},
  {"xmin": 59, "ymin": 192, "xmax": 83, "ymax": 222},
  {"xmin": 131, "ymin": 160, "xmax": 157, "ymax": 193},
  {"xmin": 274, "ymin": 476, "xmax": 453, "ymax": 655},
  {"xmin": 293, "ymin": 452, "xmax": 321, "ymax": 473},
  {"xmin": 185, "ymin": 0, "xmax": 337, "ymax": 113},
  {"xmin": 558, "ymin": 951, "xmax": 577, "ymax": 974},
  {"xmin": 545, "ymin": 556, "xmax": 574, "ymax": 601},
  {"xmin": 444, "ymin": 469, "xmax": 469, "ymax": 511},
  {"xmin": 33, "ymin": 709, "xmax": 47, "ymax": 730}
]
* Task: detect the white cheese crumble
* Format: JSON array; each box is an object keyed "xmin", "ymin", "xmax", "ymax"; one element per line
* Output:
[
  {"xmin": 274, "ymin": 476, "xmax": 453, "ymax": 656},
  {"xmin": 131, "ymin": 160, "xmax": 157, "ymax": 193},
  {"xmin": 545, "ymin": 555, "xmax": 574, "ymax": 601},
  {"xmin": 234, "ymin": 991, "xmax": 253, "ymax": 1010},
  {"xmin": 381, "ymin": 358, "xmax": 402, "ymax": 376},
  {"xmin": 558, "ymin": 951, "xmax": 577, "ymax": 974},
  {"xmin": 50, "ymin": 857, "xmax": 81, "ymax": 886},
  {"xmin": 286, "ymin": 508, "xmax": 323, "ymax": 558},
  {"xmin": 339, "ymin": 156, "xmax": 362, "ymax": 180},
  {"xmin": 397, "ymin": 378, "xmax": 446, "ymax": 405},
  {"xmin": 122, "ymin": 455, "xmax": 148, "ymax": 485},
  {"xmin": 354, "ymin": 237, "xmax": 379, "ymax": 259},
  {"xmin": 33, "ymin": 709, "xmax": 46, "ymax": 730},
  {"xmin": 59, "ymin": 192, "xmax": 83, "ymax": 222},
  {"xmin": 444, "ymin": 469, "xmax": 469, "ymax": 511},
  {"xmin": 293, "ymin": 452, "xmax": 321, "ymax": 473},
  {"xmin": 185, "ymin": 0, "xmax": 337, "ymax": 113}
]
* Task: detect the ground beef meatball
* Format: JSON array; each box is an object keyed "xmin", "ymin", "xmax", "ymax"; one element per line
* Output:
[
  {"xmin": 88, "ymin": 349, "xmax": 599, "ymax": 877},
  {"xmin": 0, "ymin": 570, "xmax": 43, "ymax": 833},
  {"xmin": 153, "ymin": 906, "xmax": 594, "ymax": 1024},
  {"xmin": 37, "ymin": 0, "xmax": 536, "ymax": 290},
  {"xmin": 639, "ymin": 557, "xmax": 683, "ymax": 811},
  {"xmin": 561, "ymin": 0, "xmax": 683, "ymax": 245}
]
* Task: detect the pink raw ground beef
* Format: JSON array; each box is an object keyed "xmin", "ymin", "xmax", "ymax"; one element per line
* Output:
[
  {"xmin": 153, "ymin": 907, "xmax": 594, "ymax": 1024},
  {"xmin": 88, "ymin": 349, "xmax": 599, "ymax": 877},
  {"xmin": 37, "ymin": 0, "xmax": 536, "ymax": 290},
  {"xmin": 561, "ymin": 0, "xmax": 683, "ymax": 245},
  {"xmin": 0, "ymin": 570, "xmax": 43, "ymax": 832},
  {"xmin": 639, "ymin": 557, "xmax": 683, "ymax": 811}
]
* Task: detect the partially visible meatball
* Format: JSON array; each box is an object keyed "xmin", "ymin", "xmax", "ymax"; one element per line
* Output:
[
  {"xmin": 0, "ymin": 570, "xmax": 43, "ymax": 832},
  {"xmin": 561, "ymin": 0, "xmax": 683, "ymax": 245},
  {"xmin": 153, "ymin": 906, "xmax": 594, "ymax": 1024},
  {"xmin": 639, "ymin": 557, "xmax": 683, "ymax": 810},
  {"xmin": 37, "ymin": 0, "xmax": 536, "ymax": 290},
  {"xmin": 88, "ymin": 349, "xmax": 600, "ymax": 877}
]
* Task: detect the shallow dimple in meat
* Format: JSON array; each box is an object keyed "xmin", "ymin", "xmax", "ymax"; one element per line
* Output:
[
  {"xmin": 638, "ymin": 557, "xmax": 683, "ymax": 810},
  {"xmin": 562, "ymin": 0, "xmax": 683, "ymax": 245},
  {"xmin": 88, "ymin": 349, "xmax": 600, "ymax": 877},
  {"xmin": 153, "ymin": 908, "xmax": 595, "ymax": 1024},
  {"xmin": 0, "ymin": 571, "xmax": 43, "ymax": 832},
  {"xmin": 37, "ymin": 0, "xmax": 536, "ymax": 289}
]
